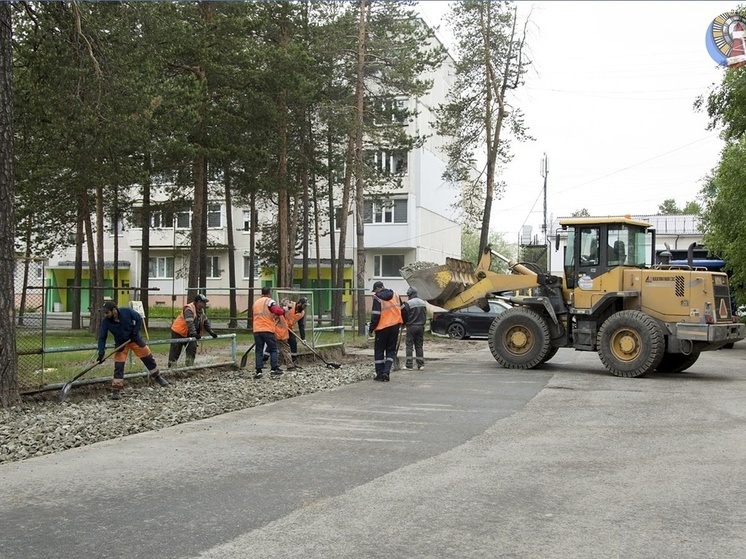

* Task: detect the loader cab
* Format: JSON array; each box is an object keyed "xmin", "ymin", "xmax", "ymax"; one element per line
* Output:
[{"xmin": 559, "ymin": 216, "xmax": 655, "ymax": 289}]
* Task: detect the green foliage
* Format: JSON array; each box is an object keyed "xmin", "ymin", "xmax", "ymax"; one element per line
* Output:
[
  {"xmin": 700, "ymin": 138, "xmax": 746, "ymax": 300},
  {"xmin": 571, "ymin": 208, "xmax": 590, "ymax": 217},
  {"xmin": 461, "ymin": 229, "xmax": 514, "ymax": 273},
  {"xmin": 658, "ymin": 199, "xmax": 681, "ymax": 215},
  {"xmin": 698, "ymin": 51, "xmax": 746, "ymax": 298},
  {"xmin": 682, "ymin": 200, "xmax": 702, "ymax": 215}
]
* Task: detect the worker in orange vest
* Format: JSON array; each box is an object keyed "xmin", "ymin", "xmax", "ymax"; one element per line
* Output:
[
  {"xmin": 274, "ymin": 310, "xmax": 294, "ymax": 369},
  {"xmin": 252, "ymin": 286, "xmax": 286, "ymax": 379},
  {"xmin": 285, "ymin": 297, "xmax": 308, "ymax": 367},
  {"xmin": 369, "ymin": 281, "xmax": 404, "ymax": 382},
  {"xmin": 168, "ymin": 294, "xmax": 217, "ymax": 368}
]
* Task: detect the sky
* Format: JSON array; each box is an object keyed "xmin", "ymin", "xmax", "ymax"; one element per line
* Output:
[{"xmin": 418, "ymin": 1, "xmax": 739, "ymax": 244}]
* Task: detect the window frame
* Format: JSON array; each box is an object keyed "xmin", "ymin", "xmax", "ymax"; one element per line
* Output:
[
  {"xmin": 373, "ymin": 254, "xmax": 405, "ymax": 278},
  {"xmin": 148, "ymin": 256, "xmax": 174, "ymax": 279}
]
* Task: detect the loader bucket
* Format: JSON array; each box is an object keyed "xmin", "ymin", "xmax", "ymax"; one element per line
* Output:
[{"xmin": 400, "ymin": 258, "xmax": 479, "ymax": 308}]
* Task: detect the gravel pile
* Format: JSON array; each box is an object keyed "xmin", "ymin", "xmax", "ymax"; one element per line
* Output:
[{"xmin": 0, "ymin": 357, "xmax": 373, "ymax": 465}]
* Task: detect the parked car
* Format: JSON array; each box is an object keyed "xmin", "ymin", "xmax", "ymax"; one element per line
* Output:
[{"xmin": 430, "ymin": 300, "xmax": 511, "ymax": 339}]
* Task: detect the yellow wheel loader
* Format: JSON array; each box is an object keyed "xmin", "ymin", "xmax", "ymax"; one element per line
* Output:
[{"xmin": 402, "ymin": 216, "xmax": 745, "ymax": 377}]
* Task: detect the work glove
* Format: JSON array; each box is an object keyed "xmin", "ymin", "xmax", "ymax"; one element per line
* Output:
[
  {"xmin": 97, "ymin": 352, "xmax": 105, "ymax": 364},
  {"xmin": 210, "ymin": 332, "xmax": 218, "ymax": 339}
]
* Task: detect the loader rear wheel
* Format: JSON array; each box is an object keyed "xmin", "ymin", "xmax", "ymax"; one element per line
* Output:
[
  {"xmin": 655, "ymin": 351, "xmax": 700, "ymax": 374},
  {"xmin": 488, "ymin": 308, "xmax": 550, "ymax": 369},
  {"xmin": 597, "ymin": 311, "xmax": 665, "ymax": 377}
]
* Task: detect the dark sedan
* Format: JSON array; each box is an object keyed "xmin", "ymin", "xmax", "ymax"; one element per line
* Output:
[{"xmin": 430, "ymin": 300, "xmax": 511, "ymax": 339}]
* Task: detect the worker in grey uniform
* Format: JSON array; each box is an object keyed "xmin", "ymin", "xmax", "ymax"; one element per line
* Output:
[{"xmin": 402, "ymin": 286, "xmax": 427, "ymax": 370}]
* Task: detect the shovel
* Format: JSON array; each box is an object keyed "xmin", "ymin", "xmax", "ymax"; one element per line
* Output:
[
  {"xmin": 59, "ymin": 341, "xmax": 128, "ymax": 402},
  {"xmin": 239, "ymin": 343, "xmax": 256, "ymax": 369},
  {"xmin": 392, "ymin": 325, "xmax": 404, "ymax": 371},
  {"xmin": 289, "ymin": 329, "xmax": 341, "ymax": 369}
]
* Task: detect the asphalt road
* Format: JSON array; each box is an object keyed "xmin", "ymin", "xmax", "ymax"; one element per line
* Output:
[{"xmin": 1, "ymin": 344, "xmax": 745, "ymax": 559}]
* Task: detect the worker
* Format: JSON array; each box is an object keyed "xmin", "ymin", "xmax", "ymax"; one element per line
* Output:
[
  {"xmin": 369, "ymin": 281, "xmax": 403, "ymax": 382},
  {"xmin": 285, "ymin": 297, "xmax": 308, "ymax": 367},
  {"xmin": 252, "ymin": 286, "xmax": 286, "ymax": 379},
  {"xmin": 168, "ymin": 293, "xmax": 218, "ymax": 368},
  {"xmin": 98, "ymin": 300, "xmax": 168, "ymax": 399},
  {"xmin": 274, "ymin": 309, "xmax": 294, "ymax": 369},
  {"xmin": 402, "ymin": 286, "xmax": 427, "ymax": 370}
]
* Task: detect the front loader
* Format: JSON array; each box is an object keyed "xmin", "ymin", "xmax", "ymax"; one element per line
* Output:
[{"xmin": 401, "ymin": 216, "xmax": 745, "ymax": 377}]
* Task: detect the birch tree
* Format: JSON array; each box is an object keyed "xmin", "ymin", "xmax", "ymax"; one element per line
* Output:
[{"xmin": 435, "ymin": 1, "xmax": 532, "ymax": 256}]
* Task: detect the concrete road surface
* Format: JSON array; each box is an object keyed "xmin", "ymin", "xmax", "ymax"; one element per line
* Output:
[{"xmin": 1, "ymin": 345, "xmax": 745, "ymax": 559}]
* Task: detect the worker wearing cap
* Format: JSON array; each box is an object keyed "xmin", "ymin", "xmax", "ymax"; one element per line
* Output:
[
  {"xmin": 285, "ymin": 297, "xmax": 308, "ymax": 367},
  {"xmin": 369, "ymin": 281, "xmax": 403, "ymax": 382},
  {"xmin": 252, "ymin": 286, "xmax": 286, "ymax": 379},
  {"xmin": 168, "ymin": 293, "xmax": 218, "ymax": 368},
  {"xmin": 98, "ymin": 300, "xmax": 168, "ymax": 399},
  {"xmin": 402, "ymin": 287, "xmax": 427, "ymax": 370}
]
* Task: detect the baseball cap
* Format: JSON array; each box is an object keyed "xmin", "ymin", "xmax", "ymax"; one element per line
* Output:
[
  {"xmin": 194, "ymin": 294, "xmax": 209, "ymax": 304},
  {"xmin": 102, "ymin": 300, "xmax": 117, "ymax": 312},
  {"xmin": 371, "ymin": 281, "xmax": 384, "ymax": 292}
]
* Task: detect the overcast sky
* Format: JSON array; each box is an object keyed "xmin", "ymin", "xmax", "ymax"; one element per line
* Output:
[{"xmin": 418, "ymin": 1, "xmax": 738, "ymax": 244}]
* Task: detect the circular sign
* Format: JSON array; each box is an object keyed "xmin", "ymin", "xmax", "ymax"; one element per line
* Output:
[{"xmin": 706, "ymin": 11, "xmax": 746, "ymax": 67}]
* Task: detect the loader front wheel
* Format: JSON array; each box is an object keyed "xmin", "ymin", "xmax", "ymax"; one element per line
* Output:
[
  {"xmin": 539, "ymin": 346, "xmax": 559, "ymax": 365},
  {"xmin": 488, "ymin": 308, "xmax": 551, "ymax": 369},
  {"xmin": 597, "ymin": 311, "xmax": 665, "ymax": 377}
]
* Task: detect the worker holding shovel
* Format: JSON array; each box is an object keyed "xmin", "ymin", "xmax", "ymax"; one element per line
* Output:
[{"xmin": 98, "ymin": 300, "xmax": 169, "ymax": 399}]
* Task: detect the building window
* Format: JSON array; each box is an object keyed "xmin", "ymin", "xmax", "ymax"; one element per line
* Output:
[
  {"xmin": 371, "ymin": 149, "xmax": 408, "ymax": 176},
  {"xmin": 109, "ymin": 216, "xmax": 124, "ymax": 236},
  {"xmin": 149, "ymin": 257, "xmax": 174, "ymax": 279},
  {"xmin": 242, "ymin": 210, "xmax": 251, "ymax": 231},
  {"xmin": 372, "ymin": 97, "xmax": 407, "ymax": 124},
  {"xmin": 150, "ymin": 210, "xmax": 167, "ymax": 229},
  {"xmin": 207, "ymin": 204, "xmax": 222, "ymax": 228},
  {"xmin": 374, "ymin": 254, "xmax": 405, "ymax": 277},
  {"xmin": 176, "ymin": 211, "xmax": 191, "ymax": 229},
  {"xmin": 243, "ymin": 256, "xmax": 261, "ymax": 279},
  {"xmin": 363, "ymin": 199, "xmax": 407, "ymax": 224},
  {"xmin": 207, "ymin": 256, "xmax": 221, "ymax": 279}
]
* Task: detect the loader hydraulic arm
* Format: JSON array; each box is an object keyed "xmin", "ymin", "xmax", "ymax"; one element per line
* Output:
[
  {"xmin": 438, "ymin": 273, "xmax": 542, "ymax": 310},
  {"xmin": 400, "ymin": 245, "xmax": 552, "ymax": 311}
]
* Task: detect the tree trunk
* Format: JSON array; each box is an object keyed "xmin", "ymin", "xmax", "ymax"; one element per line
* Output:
[
  {"xmin": 188, "ymin": 61, "xmax": 208, "ymax": 300},
  {"xmin": 72, "ymin": 207, "xmax": 83, "ymax": 330},
  {"xmin": 85, "ymin": 208, "xmax": 100, "ymax": 334},
  {"xmin": 18, "ymin": 219, "xmax": 33, "ymax": 327},
  {"xmin": 140, "ymin": 152, "xmax": 152, "ymax": 322},
  {"xmin": 224, "ymin": 170, "xmax": 238, "ymax": 328},
  {"xmin": 0, "ymin": 1, "xmax": 19, "ymax": 407},
  {"xmin": 189, "ymin": 150, "xmax": 207, "ymax": 299},
  {"xmin": 354, "ymin": 0, "xmax": 369, "ymax": 334}
]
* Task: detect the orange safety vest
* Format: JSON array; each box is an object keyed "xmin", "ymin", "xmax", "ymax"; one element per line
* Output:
[
  {"xmin": 252, "ymin": 296, "xmax": 276, "ymax": 333},
  {"xmin": 374, "ymin": 293, "xmax": 403, "ymax": 331},
  {"xmin": 275, "ymin": 314, "xmax": 290, "ymax": 341},
  {"xmin": 285, "ymin": 305, "xmax": 305, "ymax": 329},
  {"xmin": 171, "ymin": 302, "xmax": 199, "ymax": 337}
]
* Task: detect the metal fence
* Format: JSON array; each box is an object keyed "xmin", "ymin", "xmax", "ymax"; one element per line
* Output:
[{"xmin": 13, "ymin": 285, "xmax": 356, "ymax": 393}]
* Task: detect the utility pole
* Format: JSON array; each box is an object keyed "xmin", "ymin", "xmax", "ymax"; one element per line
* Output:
[{"xmin": 540, "ymin": 153, "xmax": 549, "ymax": 272}]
